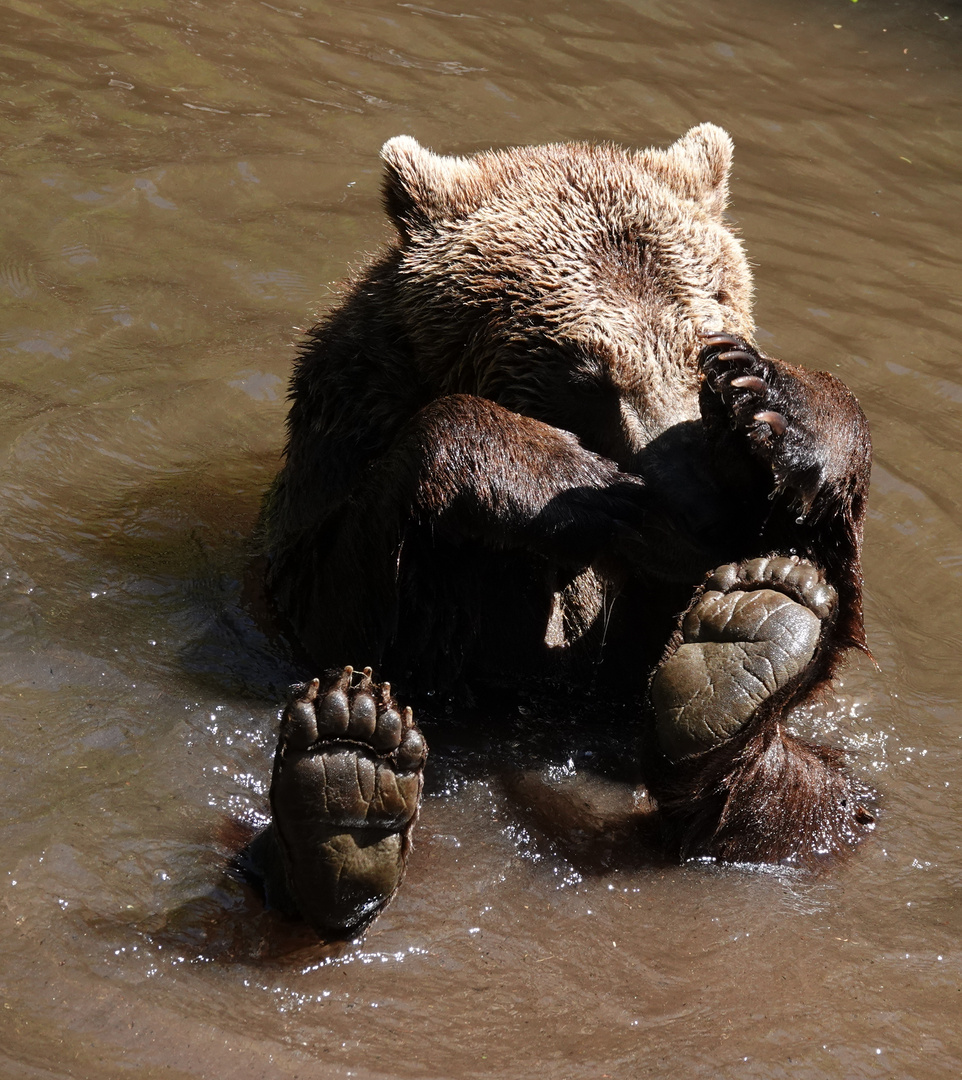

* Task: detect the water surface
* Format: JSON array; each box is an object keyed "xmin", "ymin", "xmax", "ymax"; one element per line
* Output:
[{"xmin": 2, "ymin": 1, "xmax": 962, "ymax": 1077}]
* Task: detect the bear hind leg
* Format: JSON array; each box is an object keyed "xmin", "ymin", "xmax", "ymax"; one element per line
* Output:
[
  {"xmin": 649, "ymin": 556, "xmax": 874, "ymax": 865},
  {"xmin": 254, "ymin": 667, "xmax": 427, "ymax": 937}
]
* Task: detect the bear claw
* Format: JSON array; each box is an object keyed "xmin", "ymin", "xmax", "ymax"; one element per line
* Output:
[
  {"xmin": 730, "ymin": 374, "xmax": 767, "ymax": 393},
  {"xmin": 697, "ymin": 334, "xmax": 826, "ymax": 498},
  {"xmin": 700, "ymin": 332, "xmax": 750, "ymax": 350},
  {"xmin": 753, "ymin": 409, "xmax": 787, "ymax": 437}
]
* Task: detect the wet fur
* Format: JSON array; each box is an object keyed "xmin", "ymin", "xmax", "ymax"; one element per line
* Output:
[{"xmin": 260, "ymin": 126, "xmax": 873, "ymax": 869}]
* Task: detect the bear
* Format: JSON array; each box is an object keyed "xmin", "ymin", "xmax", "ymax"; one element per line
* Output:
[{"xmin": 247, "ymin": 124, "xmax": 874, "ymax": 939}]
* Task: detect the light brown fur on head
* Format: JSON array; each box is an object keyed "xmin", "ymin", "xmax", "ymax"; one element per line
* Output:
[{"xmin": 378, "ymin": 126, "xmax": 754, "ymax": 466}]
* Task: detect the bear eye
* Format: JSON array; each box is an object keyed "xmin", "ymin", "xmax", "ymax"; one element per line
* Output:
[
  {"xmin": 568, "ymin": 369, "xmax": 601, "ymax": 391},
  {"xmin": 713, "ymin": 289, "xmax": 730, "ymax": 305}
]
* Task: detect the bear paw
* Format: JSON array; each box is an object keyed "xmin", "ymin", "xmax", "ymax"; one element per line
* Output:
[
  {"xmin": 698, "ymin": 334, "xmax": 826, "ymax": 515},
  {"xmin": 269, "ymin": 666, "xmax": 427, "ymax": 936},
  {"xmin": 650, "ymin": 556, "xmax": 836, "ymax": 761}
]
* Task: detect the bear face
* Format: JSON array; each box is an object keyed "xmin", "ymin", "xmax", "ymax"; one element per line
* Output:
[
  {"xmin": 251, "ymin": 127, "xmax": 874, "ymax": 938},
  {"xmin": 378, "ymin": 126, "xmax": 754, "ymax": 468}
]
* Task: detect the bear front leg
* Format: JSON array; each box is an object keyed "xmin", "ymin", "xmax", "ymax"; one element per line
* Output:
[
  {"xmin": 648, "ymin": 556, "xmax": 874, "ymax": 865},
  {"xmin": 256, "ymin": 667, "xmax": 427, "ymax": 938},
  {"xmin": 270, "ymin": 393, "xmax": 656, "ymax": 677},
  {"xmin": 698, "ymin": 333, "xmax": 871, "ymax": 527},
  {"xmin": 697, "ymin": 332, "xmax": 871, "ymax": 668}
]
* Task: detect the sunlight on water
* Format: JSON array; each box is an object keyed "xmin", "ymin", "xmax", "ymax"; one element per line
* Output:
[{"xmin": 1, "ymin": 0, "xmax": 961, "ymax": 1077}]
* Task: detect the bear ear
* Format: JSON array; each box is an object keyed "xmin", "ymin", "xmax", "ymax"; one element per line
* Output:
[
  {"xmin": 380, "ymin": 136, "xmax": 489, "ymax": 236},
  {"xmin": 641, "ymin": 123, "xmax": 734, "ymax": 216}
]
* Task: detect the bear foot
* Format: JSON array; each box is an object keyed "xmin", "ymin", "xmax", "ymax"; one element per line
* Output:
[
  {"xmin": 699, "ymin": 334, "xmax": 826, "ymax": 517},
  {"xmin": 650, "ymin": 555, "xmax": 836, "ymax": 761},
  {"xmin": 649, "ymin": 556, "xmax": 874, "ymax": 865},
  {"xmin": 268, "ymin": 667, "xmax": 427, "ymax": 937}
]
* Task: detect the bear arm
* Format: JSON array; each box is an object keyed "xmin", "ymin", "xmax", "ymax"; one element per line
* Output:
[
  {"xmin": 264, "ymin": 393, "xmax": 656, "ymax": 668},
  {"xmin": 397, "ymin": 394, "xmax": 653, "ymax": 566},
  {"xmin": 698, "ymin": 337, "xmax": 871, "ymax": 527}
]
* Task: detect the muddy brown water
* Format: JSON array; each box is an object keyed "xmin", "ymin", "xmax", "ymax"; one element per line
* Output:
[{"xmin": 2, "ymin": 0, "xmax": 962, "ymax": 1077}]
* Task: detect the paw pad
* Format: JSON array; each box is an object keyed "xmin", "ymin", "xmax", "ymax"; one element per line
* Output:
[
  {"xmin": 269, "ymin": 666, "xmax": 427, "ymax": 934},
  {"xmin": 280, "ymin": 667, "xmax": 425, "ymax": 765},
  {"xmin": 705, "ymin": 555, "xmax": 836, "ymax": 620},
  {"xmin": 651, "ymin": 557, "xmax": 833, "ymax": 761}
]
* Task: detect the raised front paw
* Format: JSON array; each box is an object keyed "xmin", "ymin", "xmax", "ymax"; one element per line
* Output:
[
  {"xmin": 698, "ymin": 333, "xmax": 826, "ymax": 515},
  {"xmin": 269, "ymin": 666, "xmax": 427, "ymax": 936},
  {"xmin": 650, "ymin": 555, "xmax": 836, "ymax": 761}
]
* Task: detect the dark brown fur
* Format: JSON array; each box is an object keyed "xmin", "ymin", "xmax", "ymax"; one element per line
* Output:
[{"xmin": 259, "ymin": 126, "xmax": 873, "ymax": 880}]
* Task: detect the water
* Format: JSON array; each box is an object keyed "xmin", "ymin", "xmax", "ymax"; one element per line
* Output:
[{"xmin": 2, "ymin": 0, "xmax": 961, "ymax": 1076}]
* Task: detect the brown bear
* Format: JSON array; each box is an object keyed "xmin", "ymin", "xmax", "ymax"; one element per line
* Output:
[{"xmin": 248, "ymin": 125, "xmax": 874, "ymax": 938}]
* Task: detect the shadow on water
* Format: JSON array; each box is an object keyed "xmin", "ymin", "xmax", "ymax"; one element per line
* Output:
[
  {"xmin": 90, "ymin": 818, "xmax": 347, "ymax": 969},
  {"xmin": 138, "ymin": 681, "xmax": 672, "ymax": 964},
  {"xmin": 5, "ymin": 0, "xmax": 962, "ymax": 1072},
  {"xmin": 85, "ymin": 466, "xmax": 305, "ymax": 701},
  {"xmin": 84, "ymin": 465, "xmax": 677, "ymax": 962}
]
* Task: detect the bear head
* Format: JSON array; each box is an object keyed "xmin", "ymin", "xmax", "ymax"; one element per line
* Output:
[{"xmin": 379, "ymin": 124, "xmax": 754, "ymax": 468}]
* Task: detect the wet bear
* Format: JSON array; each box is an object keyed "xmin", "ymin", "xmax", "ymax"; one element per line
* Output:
[{"xmin": 250, "ymin": 125, "xmax": 873, "ymax": 938}]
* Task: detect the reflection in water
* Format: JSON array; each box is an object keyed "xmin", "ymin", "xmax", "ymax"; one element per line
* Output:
[{"xmin": 1, "ymin": 0, "xmax": 962, "ymax": 1076}]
